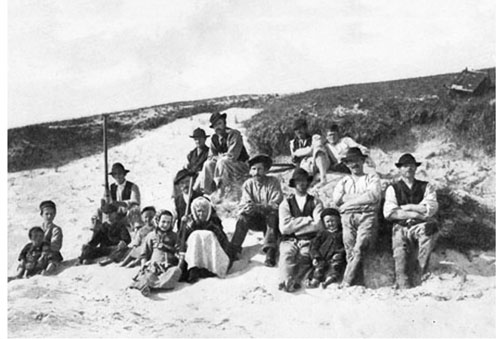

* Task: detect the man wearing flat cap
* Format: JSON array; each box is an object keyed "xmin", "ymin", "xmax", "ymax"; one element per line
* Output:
[
  {"xmin": 278, "ymin": 168, "xmax": 324, "ymax": 292},
  {"xmin": 230, "ymin": 154, "xmax": 283, "ymax": 266},
  {"xmin": 105, "ymin": 162, "xmax": 141, "ymax": 215},
  {"xmin": 332, "ymin": 147, "xmax": 381, "ymax": 287},
  {"xmin": 383, "ymin": 153, "xmax": 439, "ymax": 289},
  {"xmin": 198, "ymin": 111, "xmax": 250, "ymax": 196}
]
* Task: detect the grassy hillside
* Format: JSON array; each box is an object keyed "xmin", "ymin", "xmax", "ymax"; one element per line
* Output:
[
  {"xmin": 245, "ymin": 68, "xmax": 495, "ymax": 157},
  {"xmin": 8, "ymin": 94, "xmax": 276, "ymax": 172}
]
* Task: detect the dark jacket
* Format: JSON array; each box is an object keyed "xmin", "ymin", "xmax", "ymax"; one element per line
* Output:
[
  {"xmin": 186, "ymin": 146, "xmax": 209, "ymax": 173},
  {"xmin": 88, "ymin": 220, "xmax": 131, "ymax": 248}
]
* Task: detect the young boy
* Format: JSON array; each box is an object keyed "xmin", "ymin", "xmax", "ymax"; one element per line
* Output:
[
  {"xmin": 79, "ymin": 204, "xmax": 131, "ymax": 265},
  {"xmin": 119, "ymin": 206, "xmax": 157, "ymax": 268},
  {"xmin": 15, "ymin": 227, "xmax": 51, "ymax": 278},
  {"xmin": 306, "ymin": 208, "xmax": 346, "ymax": 288},
  {"xmin": 39, "ymin": 200, "xmax": 63, "ymax": 274},
  {"xmin": 130, "ymin": 210, "xmax": 179, "ymax": 296}
]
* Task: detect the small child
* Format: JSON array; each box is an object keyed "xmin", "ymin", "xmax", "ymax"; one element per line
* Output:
[
  {"xmin": 15, "ymin": 227, "xmax": 51, "ymax": 278},
  {"xmin": 79, "ymin": 204, "xmax": 131, "ymax": 265},
  {"xmin": 306, "ymin": 208, "xmax": 346, "ymax": 288},
  {"xmin": 130, "ymin": 210, "xmax": 180, "ymax": 296},
  {"xmin": 39, "ymin": 200, "xmax": 64, "ymax": 274},
  {"xmin": 120, "ymin": 206, "xmax": 157, "ymax": 268}
]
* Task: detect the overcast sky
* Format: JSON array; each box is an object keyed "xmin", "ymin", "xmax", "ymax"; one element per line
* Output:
[{"xmin": 8, "ymin": 0, "xmax": 495, "ymax": 128}]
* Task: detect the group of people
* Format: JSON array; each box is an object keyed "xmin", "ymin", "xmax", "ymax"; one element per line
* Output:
[{"xmin": 12, "ymin": 112, "xmax": 440, "ymax": 295}]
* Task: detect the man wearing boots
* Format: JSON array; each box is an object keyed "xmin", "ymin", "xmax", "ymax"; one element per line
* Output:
[
  {"xmin": 383, "ymin": 153, "xmax": 439, "ymax": 288},
  {"xmin": 230, "ymin": 154, "xmax": 283, "ymax": 266},
  {"xmin": 332, "ymin": 147, "xmax": 381, "ymax": 287}
]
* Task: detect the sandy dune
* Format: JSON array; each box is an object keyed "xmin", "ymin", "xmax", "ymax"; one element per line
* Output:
[{"xmin": 8, "ymin": 108, "xmax": 495, "ymax": 338}]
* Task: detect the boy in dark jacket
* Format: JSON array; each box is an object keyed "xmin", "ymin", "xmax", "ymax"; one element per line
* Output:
[
  {"xmin": 306, "ymin": 208, "xmax": 346, "ymax": 288},
  {"xmin": 14, "ymin": 227, "xmax": 51, "ymax": 279},
  {"xmin": 79, "ymin": 204, "xmax": 131, "ymax": 265}
]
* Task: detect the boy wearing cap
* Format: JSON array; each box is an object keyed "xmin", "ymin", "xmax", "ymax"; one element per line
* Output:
[
  {"xmin": 230, "ymin": 154, "xmax": 283, "ymax": 266},
  {"xmin": 306, "ymin": 208, "xmax": 346, "ymax": 288},
  {"xmin": 383, "ymin": 153, "xmax": 439, "ymax": 288},
  {"xmin": 198, "ymin": 112, "xmax": 250, "ymax": 195},
  {"xmin": 120, "ymin": 206, "xmax": 157, "ymax": 268},
  {"xmin": 79, "ymin": 204, "xmax": 131, "ymax": 265},
  {"xmin": 332, "ymin": 147, "xmax": 382, "ymax": 287},
  {"xmin": 105, "ymin": 162, "xmax": 141, "ymax": 215},
  {"xmin": 39, "ymin": 200, "xmax": 63, "ymax": 274},
  {"xmin": 278, "ymin": 168, "xmax": 324, "ymax": 292}
]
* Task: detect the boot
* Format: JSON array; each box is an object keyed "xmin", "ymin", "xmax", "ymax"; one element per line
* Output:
[{"xmin": 264, "ymin": 248, "xmax": 277, "ymax": 267}]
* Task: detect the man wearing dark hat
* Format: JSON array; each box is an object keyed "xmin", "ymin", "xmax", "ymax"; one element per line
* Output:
[
  {"xmin": 173, "ymin": 169, "xmax": 203, "ymax": 231},
  {"xmin": 105, "ymin": 162, "xmax": 141, "ymax": 215},
  {"xmin": 230, "ymin": 154, "xmax": 283, "ymax": 266},
  {"xmin": 383, "ymin": 153, "xmax": 439, "ymax": 289},
  {"xmin": 332, "ymin": 147, "xmax": 382, "ymax": 287},
  {"xmin": 198, "ymin": 111, "xmax": 250, "ymax": 195},
  {"xmin": 278, "ymin": 168, "xmax": 324, "ymax": 292},
  {"xmin": 184, "ymin": 128, "xmax": 210, "ymax": 174}
]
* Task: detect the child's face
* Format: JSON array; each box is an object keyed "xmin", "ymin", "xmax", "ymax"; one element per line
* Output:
[
  {"xmin": 326, "ymin": 130, "xmax": 340, "ymax": 144},
  {"xmin": 31, "ymin": 231, "xmax": 44, "ymax": 246},
  {"xmin": 323, "ymin": 215, "xmax": 341, "ymax": 232},
  {"xmin": 141, "ymin": 211, "xmax": 155, "ymax": 225},
  {"xmin": 158, "ymin": 215, "xmax": 173, "ymax": 232},
  {"xmin": 41, "ymin": 207, "xmax": 56, "ymax": 224}
]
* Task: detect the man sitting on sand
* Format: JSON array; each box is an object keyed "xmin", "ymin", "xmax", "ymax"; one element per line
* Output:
[
  {"xmin": 198, "ymin": 112, "xmax": 250, "ymax": 197},
  {"xmin": 383, "ymin": 153, "xmax": 439, "ymax": 289},
  {"xmin": 104, "ymin": 162, "xmax": 141, "ymax": 217},
  {"xmin": 230, "ymin": 154, "xmax": 283, "ymax": 267},
  {"xmin": 278, "ymin": 168, "xmax": 324, "ymax": 292},
  {"xmin": 332, "ymin": 147, "xmax": 381, "ymax": 288}
]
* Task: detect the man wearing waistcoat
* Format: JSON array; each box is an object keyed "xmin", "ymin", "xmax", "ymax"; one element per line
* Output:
[
  {"xmin": 383, "ymin": 153, "xmax": 439, "ymax": 289},
  {"xmin": 332, "ymin": 147, "xmax": 381, "ymax": 287},
  {"xmin": 231, "ymin": 154, "xmax": 283, "ymax": 267},
  {"xmin": 198, "ymin": 112, "xmax": 250, "ymax": 196},
  {"xmin": 106, "ymin": 162, "xmax": 141, "ymax": 216},
  {"xmin": 278, "ymin": 168, "xmax": 324, "ymax": 292}
]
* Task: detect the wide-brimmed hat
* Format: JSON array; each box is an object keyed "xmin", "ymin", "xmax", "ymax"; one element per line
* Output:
[
  {"xmin": 39, "ymin": 200, "xmax": 56, "ymax": 212},
  {"xmin": 190, "ymin": 128, "xmax": 210, "ymax": 139},
  {"xmin": 174, "ymin": 169, "xmax": 196, "ymax": 185},
  {"xmin": 248, "ymin": 154, "xmax": 273, "ymax": 171},
  {"xmin": 395, "ymin": 153, "xmax": 421, "ymax": 168},
  {"xmin": 109, "ymin": 162, "xmax": 130, "ymax": 175},
  {"xmin": 209, "ymin": 112, "xmax": 227, "ymax": 128},
  {"xmin": 292, "ymin": 118, "xmax": 308, "ymax": 131},
  {"xmin": 341, "ymin": 147, "xmax": 368, "ymax": 163},
  {"xmin": 289, "ymin": 168, "xmax": 314, "ymax": 188}
]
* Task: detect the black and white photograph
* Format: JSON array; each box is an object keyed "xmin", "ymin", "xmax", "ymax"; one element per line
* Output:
[{"xmin": 7, "ymin": 0, "xmax": 496, "ymax": 337}]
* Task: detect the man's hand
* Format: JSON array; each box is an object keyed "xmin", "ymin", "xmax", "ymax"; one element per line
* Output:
[
  {"xmin": 312, "ymin": 258, "xmax": 320, "ymax": 267},
  {"xmin": 240, "ymin": 203, "xmax": 256, "ymax": 215},
  {"xmin": 117, "ymin": 240, "xmax": 127, "ymax": 249}
]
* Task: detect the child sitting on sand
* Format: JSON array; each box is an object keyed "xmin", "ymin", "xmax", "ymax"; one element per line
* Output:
[
  {"xmin": 119, "ymin": 206, "xmax": 156, "ymax": 268},
  {"xmin": 130, "ymin": 210, "xmax": 180, "ymax": 296},
  {"xmin": 306, "ymin": 208, "xmax": 346, "ymax": 288},
  {"xmin": 39, "ymin": 200, "xmax": 64, "ymax": 274},
  {"xmin": 14, "ymin": 227, "xmax": 51, "ymax": 279}
]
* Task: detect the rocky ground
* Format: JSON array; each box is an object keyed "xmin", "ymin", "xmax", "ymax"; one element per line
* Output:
[{"xmin": 7, "ymin": 108, "xmax": 496, "ymax": 337}]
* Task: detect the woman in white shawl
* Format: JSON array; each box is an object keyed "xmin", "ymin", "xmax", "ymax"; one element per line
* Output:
[{"xmin": 182, "ymin": 196, "xmax": 232, "ymax": 283}]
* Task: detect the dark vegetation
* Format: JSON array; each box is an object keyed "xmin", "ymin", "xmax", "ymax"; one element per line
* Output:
[
  {"xmin": 245, "ymin": 68, "xmax": 495, "ymax": 157},
  {"xmin": 8, "ymin": 94, "xmax": 277, "ymax": 172}
]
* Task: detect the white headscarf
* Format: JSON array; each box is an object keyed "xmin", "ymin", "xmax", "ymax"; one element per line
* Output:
[{"xmin": 190, "ymin": 196, "xmax": 212, "ymax": 223}]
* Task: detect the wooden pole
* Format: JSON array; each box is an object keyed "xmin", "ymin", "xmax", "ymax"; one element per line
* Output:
[{"xmin": 103, "ymin": 115, "xmax": 110, "ymax": 203}]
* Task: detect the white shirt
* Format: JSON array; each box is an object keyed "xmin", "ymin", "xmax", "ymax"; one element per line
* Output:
[{"xmin": 294, "ymin": 194, "xmax": 307, "ymax": 212}]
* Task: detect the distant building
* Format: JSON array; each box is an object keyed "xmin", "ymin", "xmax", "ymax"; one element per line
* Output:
[{"xmin": 450, "ymin": 68, "xmax": 491, "ymax": 95}]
